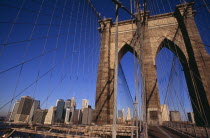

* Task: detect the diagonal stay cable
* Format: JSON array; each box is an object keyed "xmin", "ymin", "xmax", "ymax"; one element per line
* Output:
[
  {"xmin": 0, "ymin": 34, "xmax": 74, "ymax": 112},
  {"xmin": 0, "ymin": 47, "xmax": 60, "ymax": 75}
]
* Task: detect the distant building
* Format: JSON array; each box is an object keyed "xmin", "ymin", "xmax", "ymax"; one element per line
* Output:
[
  {"xmin": 9, "ymin": 100, "xmax": 20, "ymax": 121},
  {"xmin": 44, "ymin": 106, "xmax": 56, "ymax": 124},
  {"xmin": 187, "ymin": 112, "xmax": 195, "ymax": 123},
  {"xmin": 160, "ymin": 104, "xmax": 169, "ymax": 122},
  {"xmin": 64, "ymin": 107, "xmax": 71, "ymax": 124},
  {"xmin": 71, "ymin": 109, "xmax": 82, "ymax": 124},
  {"xmin": 170, "ymin": 111, "xmax": 181, "ymax": 121},
  {"xmin": 33, "ymin": 109, "xmax": 48, "ymax": 124},
  {"xmin": 122, "ymin": 109, "xmax": 125, "ymax": 122},
  {"xmin": 65, "ymin": 99, "xmax": 71, "ymax": 109},
  {"xmin": 71, "ymin": 97, "xmax": 76, "ymax": 110},
  {"xmin": 82, "ymin": 106, "xmax": 93, "ymax": 125},
  {"xmin": 14, "ymin": 96, "xmax": 34, "ymax": 123},
  {"xmin": 55, "ymin": 99, "xmax": 64, "ymax": 122},
  {"xmin": 117, "ymin": 109, "xmax": 125, "ymax": 123},
  {"xmin": 82, "ymin": 99, "xmax": 88, "ymax": 111},
  {"xmin": 126, "ymin": 107, "xmax": 131, "ymax": 120},
  {"xmin": 29, "ymin": 100, "xmax": 40, "ymax": 123}
]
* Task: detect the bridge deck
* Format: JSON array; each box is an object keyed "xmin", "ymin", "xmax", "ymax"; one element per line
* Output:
[{"xmin": 8, "ymin": 125, "xmax": 138, "ymax": 137}]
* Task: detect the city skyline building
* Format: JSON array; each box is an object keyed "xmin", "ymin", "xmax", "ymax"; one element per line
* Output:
[
  {"xmin": 14, "ymin": 96, "xmax": 34, "ymax": 123},
  {"xmin": 55, "ymin": 99, "xmax": 65, "ymax": 123},
  {"xmin": 170, "ymin": 111, "xmax": 181, "ymax": 121},
  {"xmin": 71, "ymin": 109, "xmax": 82, "ymax": 124},
  {"xmin": 33, "ymin": 109, "xmax": 48, "ymax": 124},
  {"xmin": 82, "ymin": 106, "xmax": 93, "ymax": 125},
  {"xmin": 64, "ymin": 107, "xmax": 71, "ymax": 124},
  {"xmin": 64, "ymin": 99, "xmax": 71, "ymax": 109},
  {"xmin": 122, "ymin": 108, "xmax": 125, "ymax": 122},
  {"xmin": 44, "ymin": 106, "xmax": 56, "ymax": 124},
  {"xmin": 187, "ymin": 112, "xmax": 195, "ymax": 123},
  {"xmin": 82, "ymin": 99, "xmax": 88, "ymax": 111},
  {"xmin": 9, "ymin": 100, "xmax": 20, "ymax": 121},
  {"xmin": 126, "ymin": 107, "xmax": 131, "ymax": 120},
  {"xmin": 71, "ymin": 97, "xmax": 76, "ymax": 110},
  {"xmin": 160, "ymin": 104, "xmax": 170, "ymax": 122},
  {"xmin": 29, "ymin": 100, "xmax": 40, "ymax": 123}
]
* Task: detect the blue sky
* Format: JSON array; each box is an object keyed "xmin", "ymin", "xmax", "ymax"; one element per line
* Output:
[{"xmin": 0, "ymin": 0, "xmax": 209, "ymax": 119}]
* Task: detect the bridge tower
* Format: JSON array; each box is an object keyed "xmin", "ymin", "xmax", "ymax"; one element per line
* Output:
[{"xmin": 94, "ymin": 3, "xmax": 210, "ymax": 126}]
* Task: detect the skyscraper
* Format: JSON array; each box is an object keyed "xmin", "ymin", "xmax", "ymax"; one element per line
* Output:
[
  {"xmin": 64, "ymin": 99, "xmax": 71, "ymax": 109},
  {"xmin": 55, "ymin": 99, "xmax": 64, "ymax": 122},
  {"xmin": 14, "ymin": 96, "xmax": 34, "ymax": 123},
  {"xmin": 71, "ymin": 97, "xmax": 76, "ymax": 110},
  {"xmin": 29, "ymin": 100, "xmax": 40, "ymax": 123},
  {"xmin": 187, "ymin": 112, "xmax": 195, "ymax": 123},
  {"xmin": 126, "ymin": 107, "xmax": 131, "ymax": 120},
  {"xmin": 170, "ymin": 111, "xmax": 181, "ymax": 121},
  {"xmin": 160, "ymin": 104, "xmax": 169, "ymax": 122},
  {"xmin": 122, "ymin": 108, "xmax": 125, "ymax": 122},
  {"xmin": 82, "ymin": 106, "xmax": 93, "ymax": 125},
  {"xmin": 9, "ymin": 100, "xmax": 20, "ymax": 121},
  {"xmin": 33, "ymin": 109, "xmax": 48, "ymax": 124},
  {"xmin": 44, "ymin": 106, "xmax": 56, "ymax": 124},
  {"xmin": 82, "ymin": 99, "xmax": 88, "ymax": 111},
  {"xmin": 64, "ymin": 107, "xmax": 71, "ymax": 124},
  {"xmin": 71, "ymin": 109, "xmax": 82, "ymax": 124}
]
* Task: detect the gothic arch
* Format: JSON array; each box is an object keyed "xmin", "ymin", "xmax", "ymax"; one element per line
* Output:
[
  {"xmin": 118, "ymin": 44, "xmax": 138, "ymax": 62},
  {"xmin": 155, "ymin": 38, "xmax": 210, "ymax": 126}
]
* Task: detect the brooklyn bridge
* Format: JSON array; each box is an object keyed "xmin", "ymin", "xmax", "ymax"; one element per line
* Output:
[{"xmin": 0, "ymin": 0, "xmax": 210, "ymax": 137}]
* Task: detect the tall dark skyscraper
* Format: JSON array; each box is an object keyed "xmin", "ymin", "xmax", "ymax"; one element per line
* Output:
[
  {"xmin": 14, "ymin": 96, "xmax": 34, "ymax": 123},
  {"xmin": 55, "ymin": 99, "xmax": 64, "ymax": 122}
]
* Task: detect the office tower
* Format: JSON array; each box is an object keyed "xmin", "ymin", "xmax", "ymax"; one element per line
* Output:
[
  {"xmin": 160, "ymin": 104, "xmax": 169, "ymax": 122},
  {"xmin": 9, "ymin": 100, "xmax": 20, "ymax": 121},
  {"xmin": 64, "ymin": 107, "xmax": 71, "ymax": 124},
  {"xmin": 126, "ymin": 107, "xmax": 131, "ymax": 120},
  {"xmin": 170, "ymin": 111, "xmax": 181, "ymax": 121},
  {"xmin": 55, "ymin": 99, "xmax": 64, "ymax": 123},
  {"xmin": 82, "ymin": 99, "xmax": 88, "ymax": 111},
  {"xmin": 33, "ymin": 109, "xmax": 48, "ymax": 124},
  {"xmin": 44, "ymin": 106, "xmax": 56, "ymax": 124},
  {"xmin": 29, "ymin": 100, "xmax": 40, "ymax": 123},
  {"xmin": 71, "ymin": 109, "xmax": 82, "ymax": 124},
  {"xmin": 122, "ymin": 108, "xmax": 125, "ymax": 122},
  {"xmin": 71, "ymin": 97, "xmax": 76, "ymax": 110},
  {"xmin": 187, "ymin": 112, "xmax": 195, "ymax": 123},
  {"xmin": 82, "ymin": 106, "xmax": 93, "ymax": 125},
  {"xmin": 65, "ymin": 99, "xmax": 71, "ymax": 109},
  {"xmin": 14, "ymin": 96, "xmax": 34, "ymax": 123},
  {"xmin": 118, "ymin": 110, "xmax": 123, "ymax": 118}
]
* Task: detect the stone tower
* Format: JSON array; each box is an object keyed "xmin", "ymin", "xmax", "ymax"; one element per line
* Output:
[{"xmin": 94, "ymin": 2, "xmax": 210, "ymax": 126}]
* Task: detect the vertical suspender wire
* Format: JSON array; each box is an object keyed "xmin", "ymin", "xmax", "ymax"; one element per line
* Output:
[
  {"xmin": 62, "ymin": 0, "xmax": 75, "ymax": 98},
  {"xmin": 87, "ymin": 7, "xmax": 93, "ymax": 75},
  {"xmin": 86, "ymin": 7, "xmax": 93, "ymax": 101},
  {"xmin": 90, "ymin": 9, "xmax": 95, "ymax": 81},
  {"xmin": 112, "ymin": 1, "xmax": 119, "ymax": 138},
  {"xmin": 70, "ymin": 0, "xmax": 81, "ymax": 79},
  {"xmin": 8, "ymin": 0, "xmax": 44, "ymax": 115},
  {"xmin": 33, "ymin": 0, "xmax": 61, "ymax": 98},
  {"xmin": 82, "ymin": 1, "xmax": 89, "ymax": 80},
  {"xmin": 76, "ymin": 0, "xmax": 86, "ymax": 79},
  {"xmin": 0, "ymin": 0, "xmax": 26, "ymax": 56},
  {"xmin": 45, "ymin": 0, "xmax": 64, "ymax": 108},
  {"xmin": 131, "ymin": 9, "xmax": 136, "ymax": 138}
]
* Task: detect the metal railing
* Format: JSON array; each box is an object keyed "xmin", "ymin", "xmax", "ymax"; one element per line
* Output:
[{"xmin": 163, "ymin": 121, "xmax": 210, "ymax": 138}]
